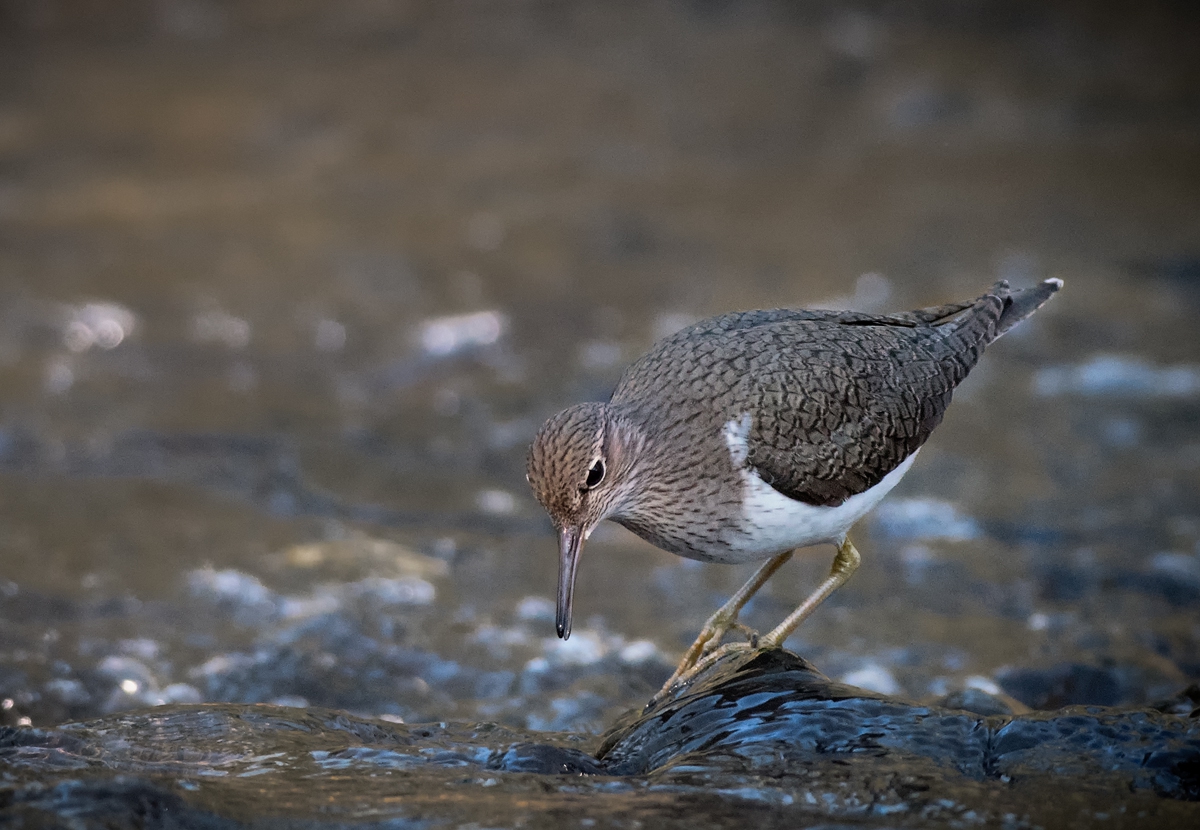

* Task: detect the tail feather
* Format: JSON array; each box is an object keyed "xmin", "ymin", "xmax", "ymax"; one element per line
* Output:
[
  {"xmin": 907, "ymin": 278, "xmax": 1063, "ymax": 390},
  {"xmin": 994, "ymin": 278, "xmax": 1063, "ymax": 337}
]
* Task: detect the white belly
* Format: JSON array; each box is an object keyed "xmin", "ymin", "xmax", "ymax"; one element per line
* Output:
[{"xmin": 713, "ymin": 413, "xmax": 917, "ymax": 563}]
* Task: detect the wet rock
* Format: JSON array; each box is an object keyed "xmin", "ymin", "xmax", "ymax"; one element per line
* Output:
[
  {"xmin": 935, "ymin": 687, "xmax": 1017, "ymax": 717},
  {"xmin": 489, "ymin": 742, "xmax": 605, "ymax": 775},
  {"xmin": 1036, "ymin": 561, "xmax": 1100, "ymax": 601},
  {"xmin": 4, "ymin": 778, "xmax": 237, "ymax": 830},
  {"xmin": 1, "ymin": 649, "xmax": 1196, "ymax": 828},
  {"xmin": 1152, "ymin": 684, "xmax": 1200, "ymax": 717},
  {"xmin": 597, "ymin": 650, "xmax": 1200, "ymax": 815},
  {"xmin": 997, "ymin": 662, "xmax": 1133, "ymax": 708},
  {"xmin": 1124, "ymin": 556, "xmax": 1200, "ymax": 607}
]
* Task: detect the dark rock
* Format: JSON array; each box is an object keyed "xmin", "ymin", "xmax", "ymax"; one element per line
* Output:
[
  {"xmin": 1151, "ymin": 683, "xmax": 1200, "ymax": 717},
  {"xmin": 997, "ymin": 662, "xmax": 1131, "ymax": 708},
  {"xmin": 489, "ymin": 742, "xmax": 605, "ymax": 775},
  {"xmin": 5, "ymin": 778, "xmax": 236, "ymax": 830},
  {"xmin": 1, "ymin": 650, "xmax": 1197, "ymax": 828},
  {"xmin": 934, "ymin": 687, "xmax": 1016, "ymax": 716},
  {"xmin": 1036, "ymin": 562, "xmax": 1098, "ymax": 602}
]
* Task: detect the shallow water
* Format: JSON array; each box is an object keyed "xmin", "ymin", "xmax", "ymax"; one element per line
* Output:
[
  {"xmin": 4, "ymin": 650, "xmax": 1198, "ymax": 828},
  {"xmin": 1, "ymin": 1, "xmax": 1198, "ymax": 826}
]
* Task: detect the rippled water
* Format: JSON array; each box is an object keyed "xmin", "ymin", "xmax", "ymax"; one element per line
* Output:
[
  {"xmin": 5, "ymin": 651, "xmax": 1198, "ymax": 827},
  {"xmin": 1, "ymin": 1, "xmax": 1198, "ymax": 826}
]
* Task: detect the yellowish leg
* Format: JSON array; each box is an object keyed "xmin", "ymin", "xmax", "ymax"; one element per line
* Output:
[
  {"xmin": 654, "ymin": 537, "xmax": 862, "ymax": 701},
  {"xmin": 655, "ymin": 550, "xmax": 794, "ymax": 699},
  {"xmin": 759, "ymin": 535, "xmax": 860, "ymax": 647}
]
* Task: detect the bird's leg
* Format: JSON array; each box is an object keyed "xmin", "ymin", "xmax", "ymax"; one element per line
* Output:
[
  {"xmin": 655, "ymin": 550, "xmax": 793, "ymax": 699},
  {"xmin": 650, "ymin": 537, "xmax": 861, "ymax": 705},
  {"xmin": 758, "ymin": 535, "xmax": 860, "ymax": 648}
]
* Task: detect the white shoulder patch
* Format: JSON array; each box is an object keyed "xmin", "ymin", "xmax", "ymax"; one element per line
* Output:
[{"xmin": 722, "ymin": 412, "xmax": 754, "ymax": 466}]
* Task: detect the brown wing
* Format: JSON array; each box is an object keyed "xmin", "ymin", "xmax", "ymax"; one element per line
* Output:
[
  {"xmin": 740, "ymin": 289, "xmax": 1010, "ymax": 507},
  {"xmin": 611, "ymin": 280, "xmax": 1059, "ymax": 507}
]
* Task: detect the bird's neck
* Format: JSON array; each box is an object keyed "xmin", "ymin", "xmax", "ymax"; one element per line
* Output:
[
  {"xmin": 604, "ymin": 405, "xmax": 687, "ymax": 528},
  {"xmin": 600, "ymin": 405, "xmax": 653, "ymax": 516}
]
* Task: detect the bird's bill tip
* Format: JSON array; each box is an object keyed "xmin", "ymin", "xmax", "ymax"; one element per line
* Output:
[{"xmin": 556, "ymin": 527, "xmax": 584, "ymax": 641}]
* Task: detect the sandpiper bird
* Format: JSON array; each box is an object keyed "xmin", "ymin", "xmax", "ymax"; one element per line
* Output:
[{"xmin": 527, "ymin": 279, "xmax": 1062, "ymax": 696}]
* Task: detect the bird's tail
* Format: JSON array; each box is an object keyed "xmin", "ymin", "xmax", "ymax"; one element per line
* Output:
[
  {"xmin": 993, "ymin": 278, "xmax": 1064, "ymax": 338},
  {"xmin": 907, "ymin": 278, "xmax": 1063, "ymax": 387}
]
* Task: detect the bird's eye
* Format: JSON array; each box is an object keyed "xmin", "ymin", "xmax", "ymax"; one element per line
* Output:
[{"xmin": 584, "ymin": 459, "xmax": 605, "ymax": 490}]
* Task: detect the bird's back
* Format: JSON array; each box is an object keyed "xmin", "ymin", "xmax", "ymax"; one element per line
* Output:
[{"xmin": 611, "ymin": 280, "xmax": 1059, "ymax": 509}]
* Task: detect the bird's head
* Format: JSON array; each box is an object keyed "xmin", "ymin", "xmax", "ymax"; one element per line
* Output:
[{"xmin": 526, "ymin": 402, "xmax": 639, "ymax": 639}]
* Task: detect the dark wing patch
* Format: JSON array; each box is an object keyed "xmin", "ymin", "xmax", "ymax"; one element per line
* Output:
[
  {"xmin": 742, "ymin": 292, "xmax": 1008, "ymax": 507},
  {"xmin": 610, "ymin": 284, "xmax": 1020, "ymax": 509}
]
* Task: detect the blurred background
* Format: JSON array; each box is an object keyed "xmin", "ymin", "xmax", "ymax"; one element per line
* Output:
[{"xmin": 0, "ymin": 0, "xmax": 1197, "ymax": 733}]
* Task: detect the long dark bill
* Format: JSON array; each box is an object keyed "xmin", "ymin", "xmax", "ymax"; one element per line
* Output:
[{"xmin": 556, "ymin": 527, "xmax": 583, "ymax": 640}]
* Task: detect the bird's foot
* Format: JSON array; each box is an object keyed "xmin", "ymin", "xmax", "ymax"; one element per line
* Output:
[
  {"xmin": 649, "ymin": 640, "xmax": 756, "ymax": 706},
  {"xmin": 652, "ymin": 616, "xmax": 759, "ymax": 705},
  {"xmin": 709, "ymin": 620, "xmax": 756, "ymax": 653},
  {"xmin": 649, "ymin": 551, "xmax": 796, "ymax": 705},
  {"xmin": 662, "ymin": 612, "xmax": 741, "ymax": 686}
]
